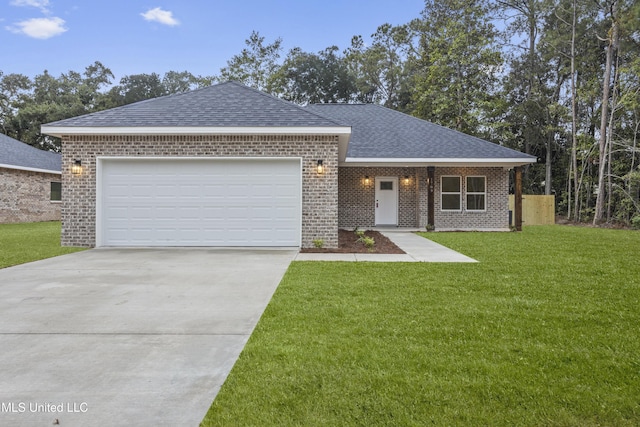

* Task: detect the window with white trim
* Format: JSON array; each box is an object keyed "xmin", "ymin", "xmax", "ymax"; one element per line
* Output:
[
  {"xmin": 441, "ymin": 176, "xmax": 461, "ymax": 211},
  {"xmin": 466, "ymin": 176, "xmax": 486, "ymax": 211}
]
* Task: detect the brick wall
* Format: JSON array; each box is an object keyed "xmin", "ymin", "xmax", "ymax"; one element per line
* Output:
[
  {"xmin": 434, "ymin": 167, "xmax": 509, "ymax": 230},
  {"xmin": 338, "ymin": 166, "xmax": 420, "ymax": 229},
  {"xmin": 0, "ymin": 168, "xmax": 61, "ymax": 223},
  {"xmin": 61, "ymin": 134, "xmax": 338, "ymax": 248},
  {"xmin": 338, "ymin": 166, "xmax": 509, "ymax": 230}
]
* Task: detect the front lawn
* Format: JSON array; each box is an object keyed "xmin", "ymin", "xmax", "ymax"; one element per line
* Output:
[
  {"xmin": 0, "ymin": 221, "xmax": 84, "ymax": 268},
  {"xmin": 202, "ymin": 226, "xmax": 640, "ymax": 426}
]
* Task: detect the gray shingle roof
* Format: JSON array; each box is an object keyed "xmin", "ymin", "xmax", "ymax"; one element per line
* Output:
[
  {"xmin": 0, "ymin": 133, "xmax": 61, "ymax": 173},
  {"xmin": 44, "ymin": 81, "xmax": 344, "ymax": 128},
  {"xmin": 305, "ymin": 104, "xmax": 535, "ymax": 160}
]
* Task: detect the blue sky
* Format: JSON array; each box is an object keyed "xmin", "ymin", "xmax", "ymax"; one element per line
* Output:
[{"xmin": 1, "ymin": 0, "xmax": 425, "ymax": 82}]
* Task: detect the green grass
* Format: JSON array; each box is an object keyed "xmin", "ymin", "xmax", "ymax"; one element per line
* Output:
[
  {"xmin": 202, "ymin": 226, "xmax": 640, "ymax": 426},
  {"xmin": 0, "ymin": 221, "xmax": 85, "ymax": 268}
]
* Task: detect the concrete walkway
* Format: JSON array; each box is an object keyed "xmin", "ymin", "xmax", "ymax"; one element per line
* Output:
[
  {"xmin": 294, "ymin": 231, "xmax": 477, "ymax": 263},
  {"xmin": 0, "ymin": 248, "xmax": 296, "ymax": 427}
]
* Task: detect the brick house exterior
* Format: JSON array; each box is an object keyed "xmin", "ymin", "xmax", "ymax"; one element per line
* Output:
[
  {"xmin": 338, "ymin": 166, "xmax": 509, "ymax": 231},
  {"xmin": 0, "ymin": 134, "xmax": 61, "ymax": 224},
  {"xmin": 42, "ymin": 82, "xmax": 535, "ymax": 248},
  {"xmin": 60, "ymin": 135, "xmax": 339, "ymax": 248}
]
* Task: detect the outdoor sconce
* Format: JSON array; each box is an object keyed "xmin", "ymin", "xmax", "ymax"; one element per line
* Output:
[
  {"xmin": 404, "ymin": 175, "xmax": 410, "ymax": 185},
  {"xmin": 71, "ymin": 159, "xmax": 82, "ymax": 175},
  {"xmin": 365, "ymin": 176, "xmax": 370, "ymax": 185},
  {"xmin": 316, "ymin": 160, "xmax": 324, "ymax": 174}
]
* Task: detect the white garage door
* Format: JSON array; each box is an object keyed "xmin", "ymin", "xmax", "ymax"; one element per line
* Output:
[{"xmin": 97, "ymin": 158, "xmax": 301, "ymax": 247}]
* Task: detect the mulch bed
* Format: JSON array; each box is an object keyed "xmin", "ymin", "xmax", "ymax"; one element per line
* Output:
[{"xmin": 301, "ymin": 229, "xmax": 405, "ymax": 254}]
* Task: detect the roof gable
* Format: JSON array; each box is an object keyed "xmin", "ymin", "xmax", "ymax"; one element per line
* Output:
[
  {"xmin": 44, "ymin": 81, "xmax": 344, "ymax": 129},
  {"xmin": 305, "ymin": 104, "xmax": 535, "ymax": 165},
  {"xmin": 0, "ymin": 133, "xmax": 61, "ymax": 174}
]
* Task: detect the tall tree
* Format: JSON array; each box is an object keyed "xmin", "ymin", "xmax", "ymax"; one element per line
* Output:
[
  {"xmin": 107, "ymin": 73, "xmax": 165, "ymax": 106},
  {"xmin": 271, "ymin": 46, "xmax": 358, "ymax": 104},
  {"xmin": 498, "ymin": 0, "xmax": 560, "ymax": 196},
  {"xmin": 0, "ymin": 72, "xmax": 32, "ymax": 138},
  {"xmin": 594, "ymin": 0, "xmax": 620, "ymax": 223},
  {"xmin": 411, "ymin": 0, "xmax": 503, "ymax": 136},
  {"xmin": 345, "ymin": 23, "xmax": 417, "ymax": 109},
  {"xmin": 14, "ymin": 62, "xmax": 114, "ymax": 150},
  {"xmin": 216, "ymin": 31, "xmax": 282, "ymax": 92},
  {"xmin": 162, "ymin": 71, "xmax": 210, "ymax": 94}
]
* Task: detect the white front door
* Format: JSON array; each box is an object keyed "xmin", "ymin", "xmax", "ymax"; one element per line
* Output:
[{"xmin": 375, "ymin": 177, "xmax": 398, "ymax": 225}]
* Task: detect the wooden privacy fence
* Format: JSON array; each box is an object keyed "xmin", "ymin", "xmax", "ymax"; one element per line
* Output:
[{"xmin": 508, "ymin": 195, "xmax": 555, "ymax": 226}]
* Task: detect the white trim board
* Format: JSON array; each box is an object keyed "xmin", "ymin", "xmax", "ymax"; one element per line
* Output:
[
  {"xmin": 0, "ymin": 163, "xmax": 61, "ymax": 175},
  {"xmin": 41, "ymin": 126, "xmax": 351, "ymax": 138},
  {"xmin": 342, "ymin": 157, "xmax": 536, "ymax": 168}
]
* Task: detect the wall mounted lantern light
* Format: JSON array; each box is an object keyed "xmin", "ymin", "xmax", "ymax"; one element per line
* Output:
[
  {"xmin": 316, "ymin": 160, "xmax": 324, "ymax": 175},
  {"xmin": 364, "ymin": 176, "xmax": 370, "ymax": 185},
  {"xmin": 71, "ymin": 159, "xmax": 82, "ymax": 175},
  {"xmin": 404, "ymin": 175, "xmax": 410, "ymax": 185}
]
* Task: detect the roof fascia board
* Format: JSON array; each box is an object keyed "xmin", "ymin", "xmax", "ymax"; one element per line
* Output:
[
  {"xmin": 0, "ymin": 163, "xmax": 61, "ymax": 175},
  {"xmin": 41, "ymin": 126, "xmax": 352, "ymax": 138},
  {"xmin": 342, "ymin": 157, "xmax": 537, "ymax": 167}
]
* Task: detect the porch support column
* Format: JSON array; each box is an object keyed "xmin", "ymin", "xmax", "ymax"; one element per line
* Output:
[
  {"xmin": 514, "ymin": 166, "xmax": 523, "ymax": 231},
  {"xmin": 427, "ymin": 166, "xmax": 435, "ymax": 229}
]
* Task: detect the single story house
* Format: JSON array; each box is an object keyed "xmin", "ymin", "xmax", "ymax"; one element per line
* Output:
[
  {"xmin": 41, "ymin": 81, "xmax": 536, "ymax": 248},
  {"xmin": 0, "ymin": 133, "xmax": 62, "ymax": 223}
]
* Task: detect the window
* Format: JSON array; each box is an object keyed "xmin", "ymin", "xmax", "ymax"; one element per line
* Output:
[
  {"xmin": 380, "ymin": 181, "xmax": 393, "ymax": 190},
  {"xmin": 441, "ymin": 176, "xmax": 461, "ymax": 211},
  {"xmin": 50, "ymin": 182, "xmax": 61, "ymax": 201},
  {"xmin": 466, "ymin": 176, "xmax": 486, "ymax": 211}
]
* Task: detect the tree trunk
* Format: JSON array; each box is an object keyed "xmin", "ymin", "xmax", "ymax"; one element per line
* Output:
[
  {"xmin": 546, "ymin": 130, "xmax": 552, "ymax": 195},
  {"xmin": 567, "ymin": 159, "xmax": 572, "ymax": 220},
  {"xmin": 593, "ymin": 1, "xmax": 618, "ymax": 224},
  {"xmin": 606, "ymin": 55, "xmax": 620, "ymax": 222},
  {"xmin": 571, "ymin": 0, "xmax": 579, "ymax": 221}
]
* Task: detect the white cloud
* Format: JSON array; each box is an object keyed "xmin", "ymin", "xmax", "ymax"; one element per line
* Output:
[
  {"xmin": 7, "ymin": 17, "xmax": 67, "ymax": 39},
  {"xmin": 10, "ymin": 0, "xmax": 50, "ymax": 13},
  {"xmin": 141, "ymin": 7, "xmax": 180, "ymax": 26}
]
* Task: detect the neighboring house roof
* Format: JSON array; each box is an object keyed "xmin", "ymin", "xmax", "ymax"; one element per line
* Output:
[
  {"xmin": 42, "ymin": 81, "xmax": 349, "ymax": 133},
  {"xmin": 306, "ymin": 104, "xmax": 536, "ymax": 167},
  {"xmin": 0, "ymin": 133, "xmax": 61, "ymax": 174}
]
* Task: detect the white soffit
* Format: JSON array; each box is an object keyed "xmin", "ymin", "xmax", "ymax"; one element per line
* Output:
[
  {"xmin": 0, "ymin": 163, "xmax": 61, "ymax": 175},
  {"xmin": 342, "ymin": 157, "xmax": 537, "ymax": 168},
  {"xmin": 40, "ymin": 126, "xmax": 351, "ymax": 137}
]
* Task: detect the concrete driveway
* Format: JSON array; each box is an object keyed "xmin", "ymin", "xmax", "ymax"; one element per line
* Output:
[{"xmin": 0, "ymin": 248, "xmax": 296, "ymax": 427}]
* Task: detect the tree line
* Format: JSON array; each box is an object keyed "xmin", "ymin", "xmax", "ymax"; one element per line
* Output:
[{"xmin": 1, "ymin": 0, "xmax": 638, "ymax": 226}]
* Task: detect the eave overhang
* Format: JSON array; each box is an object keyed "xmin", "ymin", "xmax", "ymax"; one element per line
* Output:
[
  {"xmin": 41, "ymin": 126, "xmax": 353, "ymax": 162},
  {"xmin": 341, "ymin": 157, "xmax": 537, "ymax": 168},
  {"xmin": 41, "ymin": 125, "xmax": 351, "ymax": 137},
  {"xmin": 0, "ymin": 163, "xmax": 61, "ymax": 175}
]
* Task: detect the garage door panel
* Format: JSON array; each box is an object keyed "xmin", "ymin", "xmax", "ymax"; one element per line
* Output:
[{"xmin": 99, "ymin": 158, "xmax": 301, "ymax": 247}]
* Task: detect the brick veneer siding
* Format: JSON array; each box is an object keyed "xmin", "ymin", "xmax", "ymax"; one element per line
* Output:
[
  {"xmin": 338, "ymin": 167, "xmax": 420, "ymax": 229},
  {"xmin": 61, "ymin": 135, "xmax": 338, "ymax": 248},
  {"xmin": 0, "ymin": 168, "xmax": 61, "ymax": 223},
  {"xmin": 434, "ymin": 167, "xmax": 509, "ymax": 230},
  {"xmin": 339, "ymin": 166, "xmax": 509, "ymax": 230}
]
